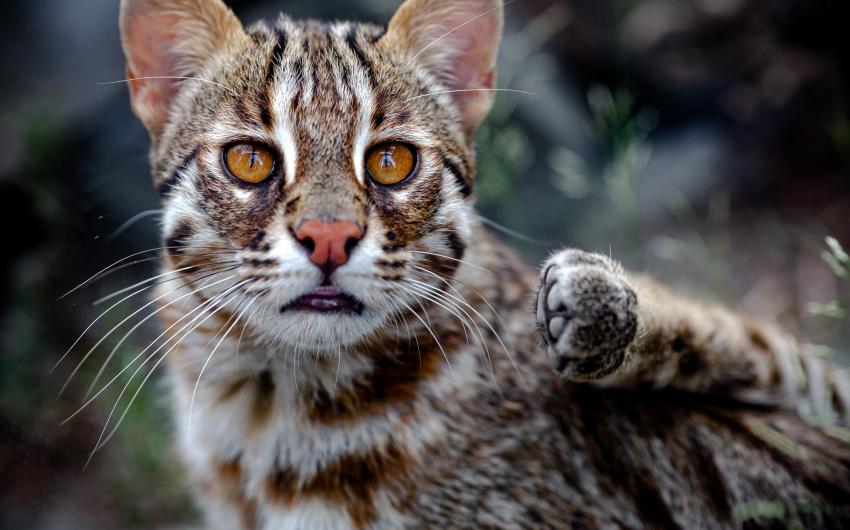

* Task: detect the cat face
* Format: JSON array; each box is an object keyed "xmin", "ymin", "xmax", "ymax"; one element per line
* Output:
[{"xmin": 120, "ymin": 0, "xmax": 503, "ymax": 351}]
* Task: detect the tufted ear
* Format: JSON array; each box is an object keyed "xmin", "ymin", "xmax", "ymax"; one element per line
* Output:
[
  {"xmin": 383, "ymin": 0, "xmax": 503, "ymax": 138},
  {"xmin": 119, "ymin": 0, "xmax": 246, "ymax": 138}
]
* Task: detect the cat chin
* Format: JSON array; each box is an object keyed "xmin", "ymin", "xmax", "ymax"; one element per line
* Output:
[{"xmin": 248, "ymin": 304, "xmax": 391, "ymax": 353}]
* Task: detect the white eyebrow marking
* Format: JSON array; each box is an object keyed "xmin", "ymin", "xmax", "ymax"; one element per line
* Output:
[
  {"xmin": 349, "ymin": 47, "xmax": 375, "ymax": 187},
  {"xmin": 272, "ymin": 61, "xmax": 300, "ymax": 185}
]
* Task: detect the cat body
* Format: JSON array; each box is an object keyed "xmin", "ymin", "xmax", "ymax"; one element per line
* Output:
[{"xmin": 116, "ymin": 0, "xmax": 850, "ymax": 528}]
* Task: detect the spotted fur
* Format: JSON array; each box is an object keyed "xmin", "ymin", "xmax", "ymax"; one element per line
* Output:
[{"xmin": 118, "ymin": 0, "xmax": 850, "ymax": 528}]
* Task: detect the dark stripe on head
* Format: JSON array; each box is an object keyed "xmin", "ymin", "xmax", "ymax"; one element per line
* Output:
[
  {"xmin": 159, "ymin": 146, "xmax": 201, "ymax": 197},
  {"xmin": 259, "ymin": 29, "xmax": 287, "ymax": 128},
  {"xmin": 290, "ymin": 55, "xmax": 305, "ymax": 111},
  {"xmin": 345, "ymin": 29, "xmax": 375, "ymax": 86},
  {"xmin": 441, "ymin": 154, "xmax": 471, "ymax": 197}
]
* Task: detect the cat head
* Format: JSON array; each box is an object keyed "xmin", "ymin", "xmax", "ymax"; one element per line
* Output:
[{"xmin": 119, "ymin": 0, "xmax": 503, "ymax": 351}]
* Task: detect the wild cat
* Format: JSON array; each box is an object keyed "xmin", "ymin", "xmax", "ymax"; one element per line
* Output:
[{"xmin": 105, "ymin": 0, "xmax": 850, "ymax": 528}]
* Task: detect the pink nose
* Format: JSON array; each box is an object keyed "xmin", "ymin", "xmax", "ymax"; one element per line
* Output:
[{"xmin": 295, "ymin": 220, "xmax": 363, "ymax": 274}]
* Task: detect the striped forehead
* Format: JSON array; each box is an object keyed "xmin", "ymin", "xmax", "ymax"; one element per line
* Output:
[{"xmin": 261, "ymin": 19, "xmax": 382, "ymax": 186}]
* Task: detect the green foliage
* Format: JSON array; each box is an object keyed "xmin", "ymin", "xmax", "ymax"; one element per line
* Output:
[
  {"xmin": 735, "ymin": 498, "xmax": 819, "ymax": 530},
  {"xmin": 808, "ymin": 237, "xmax": 849, "ymax": 321}
]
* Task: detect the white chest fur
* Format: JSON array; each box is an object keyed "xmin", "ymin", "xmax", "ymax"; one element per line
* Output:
[{"xmin": 167, "ymin": 338, "xmax": 479, "ymax": 530}]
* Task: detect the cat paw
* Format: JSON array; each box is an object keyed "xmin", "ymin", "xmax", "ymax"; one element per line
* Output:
[{"xmin": 536, "ymin": 250, "xmax": 638, "ymax": 381}]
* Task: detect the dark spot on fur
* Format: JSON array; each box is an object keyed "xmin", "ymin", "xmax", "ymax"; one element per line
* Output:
[
  {"xmin": 305, "ymin": 333, "xmax": 458, "ymax": 424},
  {"xmin": 383, "ymin": 243, "xmax": 406, "ymax": 253},
  {"xmin": 442, "ymin": 154, "xmax": 471, "ymax": 197},
  {"xmin": 250, "ymin": 371, "xmax": 275, "ymax": 429},
  {"xmin": 678, "ymin": 351, "xmax": 703, "ymax": 377},
  {"xmin": 346, "ymin": 28, "xmax": 374, "ymax": 86},
  {"xmin": 159, "ymin": 146, "xmax": 200, "ymax": 197},
  {"xmin": 285, "ymin": 195, "xmax": 301, "ymax": 215},
  {"xmin": 445, "ymin": 229, "xmax": 465, "ymax": 260},
  {"xmin": 250, "ymin": 230, "xmax": 266, "ymax": 250},
  {"xmin": 165, "ymin": 221, "xmax": 195, "ymax": 256},
  {"xmin": 747, "ymin": 326, "xmax": 771, "ymax": 351},
  {"xmin": 266, "ymin": 443, "xmax": 411, "ymax": 529}
]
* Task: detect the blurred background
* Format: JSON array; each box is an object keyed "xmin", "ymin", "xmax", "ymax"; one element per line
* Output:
[{"xmin": 1, "ymin": 0, "xmax": 849, "ymax": 528}]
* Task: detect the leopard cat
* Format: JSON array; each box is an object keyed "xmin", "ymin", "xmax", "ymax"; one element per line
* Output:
[{"xmin": 116, "ymin": 0, "xmax": 850, "ymax": 528}]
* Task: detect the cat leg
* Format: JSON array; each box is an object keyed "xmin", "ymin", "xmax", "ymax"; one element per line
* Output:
[{"xmin": 536, "ymin": 249, "xmax": 850, "ymax": 424}]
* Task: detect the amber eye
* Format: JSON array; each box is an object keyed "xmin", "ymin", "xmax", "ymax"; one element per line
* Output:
[
  {"xmin": 366, "ymin": 143, "xmax": 417, "ymax": 186},
  {"xmin": 224, "ymin": 143, "xmax": 276, "ymax": 184}
]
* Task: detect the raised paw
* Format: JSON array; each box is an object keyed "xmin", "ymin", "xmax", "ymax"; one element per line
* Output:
[{"xmin": 536, "ymin": 250, "xmax": 638, "ymax": 381}]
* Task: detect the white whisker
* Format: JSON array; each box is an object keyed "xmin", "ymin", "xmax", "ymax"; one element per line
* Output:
[
  {"xmin": 396, "ymin": 297, "xmax": 454, "ymax": 378},
  {"xmin": 405, "ymin": 88, "xmax": 536, "ymax": 103},
  {"xmin": 402, "ymin": 0, "xmax": 515, "ymax": 70},
  {"xmin": 188, "ymin": 296, "xmax": 258, "ymax": 437},
  {"xmin": 93, "ymin": 259, "xmax": 235, "ymax": 306},
  {"xmin": 83, "ymin": 266, "xmax": 240, "ymax": 398},
  {"xmin": 61, "ymin": 275, "xmax": 241, "ymax": 426},
  {"xmin": 57, "ymin": 268, "xmax": 238, "ymax": 397},
  {"xmin": 478, "ymin": 214, "xmax": 556, "ymax": 246},
  {"xmin": 85, "ymin": 282, "xmax": 248, "ymax": 465},
  {"xmin": 412, "ymin": 273, "xmax": 524, "ymax": 387},
  {"xmin": 98, "ymin": 76, "xmax": 237, "ymax": 96},
  {"xmin": 58, "ymin": 245, "xmax": 228, "ymax": 300},
  {"xmin": 110, "ymin": 209, "xmax": 163, "ymax": 239},
  {"xmin": 409, "ymin": 250, "xmax": 493, "ymax": 274}
]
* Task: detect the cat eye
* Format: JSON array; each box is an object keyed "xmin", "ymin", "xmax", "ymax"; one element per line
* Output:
[
  {"xmin": 224, "ymin": 143, "xmax": 277, "ymax": 184},
  {"xmin": 366, "ymin": 143, "xmax": 417, "ymax": 186}
]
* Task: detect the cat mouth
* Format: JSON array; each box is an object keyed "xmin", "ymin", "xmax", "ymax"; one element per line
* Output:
[{"xmin": 282, "ymin": 286, "xmax": 364, "ymax": 315}]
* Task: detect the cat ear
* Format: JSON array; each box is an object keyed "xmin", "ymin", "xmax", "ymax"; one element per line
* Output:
[
  {"xmin": 384, "ymin": 0, "xmax": 503, "ymax": 137},
  {"xmin": 119, "ymin": 0, "xmax": 246, "ymax": 138}
]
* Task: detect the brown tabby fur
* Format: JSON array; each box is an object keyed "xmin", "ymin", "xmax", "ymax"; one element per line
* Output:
[{"xmin": 116, "ymin": 0, "xmax": 850, "ymax": 528}]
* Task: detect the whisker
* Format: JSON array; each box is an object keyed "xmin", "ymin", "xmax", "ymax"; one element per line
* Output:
[
  {"xmin": 404, "ymin": 280, "xmax": 484, "ymax": 359},
  {"xmin": 402, "ymin": 0, "xmax": 515, "ymax": 70},
  {"xmin": 396, "ymin": 296, "xmax": 454, "ymax": 378},
  {"xmin": 98, "ymin": 76, "xmax": 238, "ymax": 96},
  {"xmin": 408, "ymin": 271, "xmax": 524, "ymax": 387},
  {"xmin": 57, "ymin": 268, "xmax": 239, "ymax": 396},
  {"xmin": 411, "ymin": 264, "xmax": 511, "ymax": 343},
  {"xmin": 54, "ymin": 268, "xmax": 194, "ymax": 374},
  {"xmin": 82, "ymin": 266, "xmax": 241, "ymax": 398},
  {"xmin": 88, "ymin": 252, "xmax": 237, "ymax": 301},
  {"xmin": 478, "ymin": 215, "xmax": 556, "ymax": 246},
  {"xmin": 61, "ymin": 275, "xmax": 242, "ymax": 425},
  {"xmin": 410, "ymin": 265, "xmax": 519, "ymax": 386},
  {"xmin": 93, "ymin": 259, "xmax": 235, "ymax": 306},
  {"xmin": 110, "ymin": 209, "xmax": 163, "ymax": 239},
  {"xmin": 402, "ymin": 281, "xmax": 476, "ymax": 356},
  {"xmin": 188, "ymin": 296, "xmax": 258, "ymax": 436},
  {"xmin": 402, "ymin": 279, "xmax": 495, "ymax": 377},
  {"xmin": 333, "ymin": 342, "xmax": 342, "ymax": 396},
  {"xmin": 59, "ymin": 245, "xmax": 228, "ymax": 300},
  {"xmin": 85, "ymin": 282, "xmax": 249, "ymax": 464},
  {"xmin": 409, "ymin": 250, "xmax": 493, "ymax": 274},
  {"xmin": 405, "ymin": 88, "xmax": 536, "ymax": 103}
]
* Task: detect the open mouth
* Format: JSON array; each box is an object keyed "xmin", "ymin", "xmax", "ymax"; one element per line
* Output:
[{"xmin": 282, "ymin": 286, "xmax": 364, "ymax": 315}]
